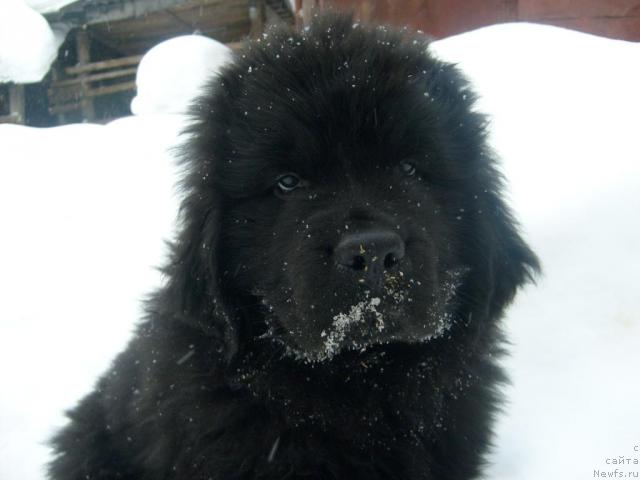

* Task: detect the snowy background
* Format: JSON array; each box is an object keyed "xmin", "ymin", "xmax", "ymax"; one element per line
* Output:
[{"xmin": 1, "ymin": 20, "xmax": 639, "ymax": 480}]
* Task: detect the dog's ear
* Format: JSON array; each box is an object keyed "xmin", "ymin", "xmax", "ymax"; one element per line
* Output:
[
  {"xmin": 483, "ymin": 196, "xmax": 540, "ymax": 319},
  {"xmin": 167, "ymin": 196, "xmax": 217, "ymax": 314},
  {"xmin": 429, "ymin": 65, "xmax": 540, "ymax": 319},
  {"xmin": 161, "ymin": 182, "xmax": 239, "ymax": 361}
]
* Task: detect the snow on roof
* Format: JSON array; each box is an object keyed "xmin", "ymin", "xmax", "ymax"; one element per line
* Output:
[
  {"xmin": 131, "ymin": 34, "xmax": 233, "ymax": 115},
  {"xmin": 24, "ymin": 0, "xmax": 78, "ymax": 14},
  {"xmin": 0, "ymin": 0, "xmax": 63, "ymax": 83}
]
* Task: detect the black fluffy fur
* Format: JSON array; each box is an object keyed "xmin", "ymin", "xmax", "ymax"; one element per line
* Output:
[{"xmin": 49, "ymin": 14, "xmax": 539, "ymax": 480}]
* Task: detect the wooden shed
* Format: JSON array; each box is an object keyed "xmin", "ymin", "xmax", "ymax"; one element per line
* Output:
[
  {"xmin": 2, "ymin": 0, "xmax": 637, "ymax": 126},
  {"xmin": 1, "ymin": 0, "xmax": 293, "ymax": 126}
]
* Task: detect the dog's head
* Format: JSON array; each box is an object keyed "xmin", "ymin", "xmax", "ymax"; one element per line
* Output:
[{"xmin": 168, "ymin": 15, "xmax": 539, "ymax": 363}]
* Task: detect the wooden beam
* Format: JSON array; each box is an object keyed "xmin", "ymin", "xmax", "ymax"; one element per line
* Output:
[
  {"xmin": 249, "ymin": 0, "xmax": 266, "ymax": 39},
  {"xmin": 84, "ymin": 28, "xmax": 127, "ymax": 57},
  {"xmin": 76, "ymin": 28, "xmax": 95, "ymax": 121},
  {"xmin": 48, "ymin": 0, "xmax": 192, "ymax": 28},
  {"xmin": 295, "ymin": 0, "xmax": 303, "ymax": 28},
  {"xmin": 8, "ymin": 84, "xmax": 26, "ymax": 124},
  {"xmin": 49, "ymin": 102, "xmax": 82, "ymax": 115},
  {"xmin": 0, "ymin": 113, "xmax": 21, "ymax": 124},
  {"xmin": 51, "ymin": 63, "xmax": 68, "ymax": 124},
  {"xmin": 49, "ymin": 81, "xmax": 136, "ymax": 115},
  {"xmin": 53, "ymin": 67, "xmax": 137, "ymax": 87},
  {"xmin": 227, "ymin": 41, "xmax": 245, "ymax": 50},
  {"xmin": 164, "ymin": 9, "xmax": 193, "ymax": 30},
  {"xmin": 296, "ymin": 0, "xmax": 317, "ymax": 28},
  {"xmin": 86, "ymin": 81, "xmax": 136, "ymax": 98},
  {"xmin": 66, "ymin": 55, "xmax": 143, "ymax": 76}
]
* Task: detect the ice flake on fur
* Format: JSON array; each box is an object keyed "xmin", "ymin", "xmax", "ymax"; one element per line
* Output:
[
  {"xmin": 419, "ymin": 267, "xmax": 469, "ymax": 341},
  {"xmin": 285, "ymin": 267, "xmax": 469, "ymax": 363},
  {"xmin": 286, "ymin": 296, "xmax": 385, "ymax": 363},
  {"xmin": 323, "ymin": 296, "xmax": 384, "ymax": 359},
  {"xmin": 439, "ymin": 267, "xmax": 468, "ymax": 306}
]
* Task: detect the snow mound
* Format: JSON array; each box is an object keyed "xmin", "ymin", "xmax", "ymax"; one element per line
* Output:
[
  {"xmin": 0, "ymin": 0, "xmax": 60, "ymax": 83},
  {"xmin": 431, "ymin": 22, "xmax": 640, "ymax": 222},
  {"xmin": 131, "ymin": 35, "xmax": 233, "ymax": 115},
  {"xmin": 0, "ymin": 114, "xmax": 186, "ymax": 480},
  {"xmin": 433, "ymin": 22, "xmax": 640, "ymax": 480}
]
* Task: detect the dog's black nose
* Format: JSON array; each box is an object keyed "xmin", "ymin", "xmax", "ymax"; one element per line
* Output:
[{"xmin": 334, "ymin": 230, "xmax": 405, "ymax": 288}]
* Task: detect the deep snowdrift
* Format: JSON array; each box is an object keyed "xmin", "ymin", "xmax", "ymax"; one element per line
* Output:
[
  {"xmin": 432, "ymin": 23, "xmax": 640, "ymax": 480},
  {"xmin": 0, "ymin": 23, "xmax": 638, "ymax": 480},
  {"xmin": 0, "ymin": 115, "xmax": 187, "ymax": 480}
]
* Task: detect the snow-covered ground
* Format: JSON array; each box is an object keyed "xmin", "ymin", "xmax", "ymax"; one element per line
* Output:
[
  {"xmin": 0, "ymin": 115, "xmax": 185, "ymax": 479},
  {"xmin": 431, "ymin": 23, "xmax": 640, "ymax": 479},
  {"xmin": 1, "ymin": 22, "xmax": 639, "ymax": 480}
]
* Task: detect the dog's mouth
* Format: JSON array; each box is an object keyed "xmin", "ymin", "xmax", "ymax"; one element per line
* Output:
[
  {"xmin": 283, "ymin": 299, "xmax": 443, "ymax": 363},
  {"xmin": 303, "ymin": 295, "xmax": 390, "ymax": 362},
  {"xmin": 255, "ymin": 267, "xmax": 468, "ymax": 364}
]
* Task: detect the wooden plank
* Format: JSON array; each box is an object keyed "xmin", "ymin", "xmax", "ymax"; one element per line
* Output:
[
  {"xmin": 9, "ymin": 84, "xmax": 26, "ymax": 124},
  {"xmin": 90, "ymin": 3, "xmax": 247, "ymax": 38},
  {"xmin": 50, "ymin": 80, "xmax": 137, "ymax": 112},
  {"xmin": 518, "ymin": 0, "xmax": 640, "ymax": 20},
  {"xmin": 250, "ymin": 0, "xmax": 266, "ymax": 38},
  {"xmin": 76, "ymin": 28, "xmax": 95, "ymax": 121},
  {"xmin": 48, "ymin": 85, "xmax": 80, "ymax": 104},
  {"xmin": 301, "ymin": 0, "xmax": 317, "ymax": 27},
  {"xmin": 107, "ymin": 20, "xmax": 250, "ymax": 54},
  {"xmin": 86, "ymin": 0, "xmax": 251, "ymax": 55},
  {"xmin": 0, "ymin": 113, "xmax": 21, "ymax": 124},
  {"xmin": 126, "ymin": 8, "xmax": 249, "ymax": 37},
  {"xmin": 170, "ymin": 0, "xmax": 240, "ymax": 15},
  {"xmin": 65, "ymin": 55, "xmax": 143, "ymax": 76},
  {"xmin": 227, "ymin": 40, "xmax": 245, "ymax": 50},
  {"xmin": 294, "ymin": 0, "xmax": 302, "ymax": 27},
  {"xmin": 53, "ymin": 67, "xmax": 137, "ymax": 87},
  {"xmin": 49, "ymin": 0, "xmax": 191, "ymax": 27},
  {"xmin": 86, "ymin": 81, "xmax": 137, "ymax": 97},
  {"xmin": 49, "ymin": 102, "xmax": 82, "ymax": 115},
  {"xmin": 51, "ymin": 63, "xmax": 68, "ymax": 124}
]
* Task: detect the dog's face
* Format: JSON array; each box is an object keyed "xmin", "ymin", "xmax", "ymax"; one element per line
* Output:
[
  {"xmin": 183, "ymin": 18, "xmax": 537, "ymax": 363},
  {"xmin": 218, "ymin": 118, "xmax": 467, "ymax": 361}
]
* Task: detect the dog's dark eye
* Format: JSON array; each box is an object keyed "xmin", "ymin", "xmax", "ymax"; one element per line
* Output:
[
  {"xmin": 276, "ymin": 173, "xmax": 301, "ymax": 193},
  {"xmin": 399, "ymin": 161, "xmax": 416, "ymax": 177}
]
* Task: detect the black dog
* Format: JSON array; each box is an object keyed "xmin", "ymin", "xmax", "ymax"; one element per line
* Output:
[{"xmin": 50, "ymin": 14, "xmax": 538, "ymax": 480}]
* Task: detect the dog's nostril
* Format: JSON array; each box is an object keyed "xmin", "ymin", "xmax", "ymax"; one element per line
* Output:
[
  {"xmin": 334, "ymin": 230, "xmax": 405, "ymax": 282},
  {"xmin": 352, "ymin": 255, "xmax": 366, "ymax": 271},
  {"xmin": 384, "ymin": 253, "xmax": 397, "ymax": 269}
]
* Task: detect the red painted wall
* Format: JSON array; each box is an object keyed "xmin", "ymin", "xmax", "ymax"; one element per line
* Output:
[
  {"xmin": 322, "ymin": 0, "xmax": 640, "ymax": 41},
  {"xmin": 519, "ymin": 0, "xmax": 640, "ymax": 41}
]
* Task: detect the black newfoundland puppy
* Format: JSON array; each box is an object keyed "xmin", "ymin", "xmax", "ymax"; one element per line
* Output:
[{"xmin": 50, "ymin": 14, "xmax": 538, "ymax": 480}]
